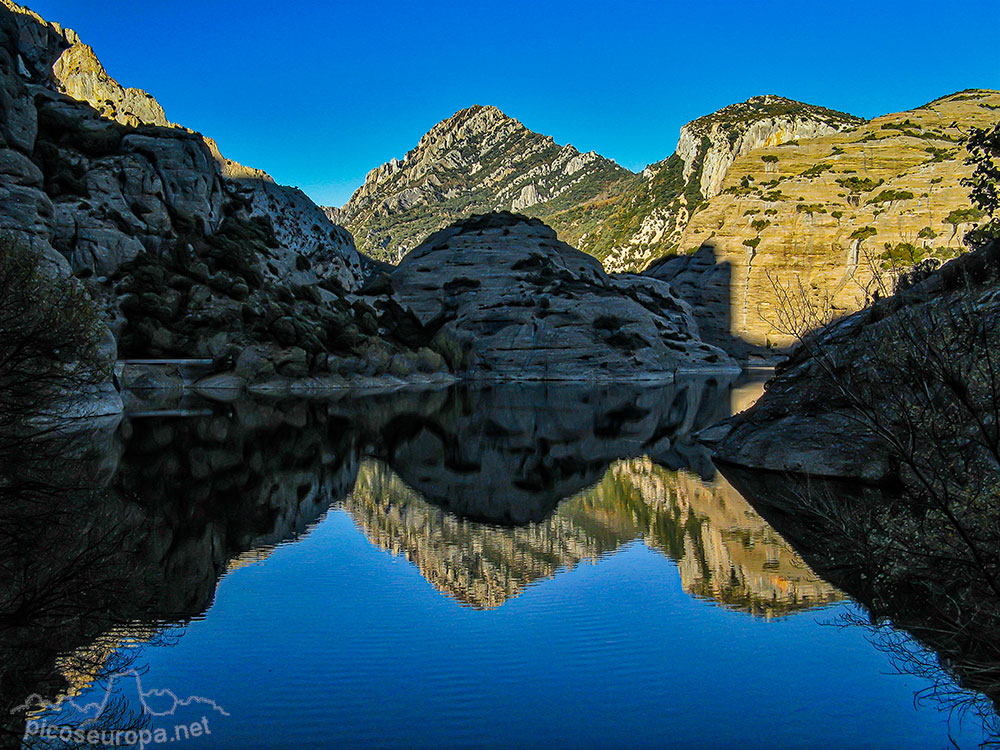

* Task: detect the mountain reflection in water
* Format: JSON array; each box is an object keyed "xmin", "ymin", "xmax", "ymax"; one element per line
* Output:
[
  {"xmin": 346, "ymin": 457, "xmax": 837, "ymax": 613},
  {"xmin": 17, "ymin": 374, "xmax": 994, "ymax": 748}
]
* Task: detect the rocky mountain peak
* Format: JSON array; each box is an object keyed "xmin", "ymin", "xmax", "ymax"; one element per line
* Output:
[
  {"xmin": 675, "ymin": 94, "xmax": 864, "ymax": 200},
  {"xmin": 332, "ymin": 106, "xmax": 630, "ymax": 262},
  {"xmin": 425, "ymin": 104, "xmax": 517, "ymax": 140},
  {"xmin": 52, "ymin": 40, "xmax": 171, "ymax": 129}
]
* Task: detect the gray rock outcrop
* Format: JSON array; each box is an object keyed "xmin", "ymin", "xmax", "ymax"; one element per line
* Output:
[
  {"xmin": 385, "ymin": 212, "xmax": 737, "ymax": 379},
  {"xmin": 0, "ymin": 1, "xmax": 390, "ymax": 379}
]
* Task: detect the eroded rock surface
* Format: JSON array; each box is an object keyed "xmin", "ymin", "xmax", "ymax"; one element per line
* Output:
[
  {"xmin": 0, "ymin": 1, "xmax": 376, "ymax": 374},
  {"xmin": 384, "ymin": 212, "xmax": 737, "ymax": 379}
]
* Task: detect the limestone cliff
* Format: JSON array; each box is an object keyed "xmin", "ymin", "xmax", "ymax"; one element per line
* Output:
[
  {"xmin": 714, "ymin": 238, "xmax": 1000, "ymax": 481},
  {"xmin": 677, "ymin": 96, "xmax": 864, "ymax": 202},
  {"xmin": 674, "ymin": 90, "xmax": 1000, "ymax": 348},
  {"xmin": 590, "ymin": 96, "xmax": 862, "ymax": 271},
  {"xmin": 335, "ymin": 93, "xmax": 995, "ymax": 360}
]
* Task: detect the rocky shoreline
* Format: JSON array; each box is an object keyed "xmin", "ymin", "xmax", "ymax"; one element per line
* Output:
[{"xmin": 713, "ymin": 238, "xmax": 1000, "ymax": 482}]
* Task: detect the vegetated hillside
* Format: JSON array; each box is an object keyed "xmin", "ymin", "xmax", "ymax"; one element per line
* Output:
[
  {"xmin": 328, "ymin": 105, "xmax": 632, "ymax": 263},
  {"xmin": 674, "ymin": 89, "xmax": 1000, "ymax": 348},
  {"xmin": 553, "ymin": 95, "xmax": 863, "ymax": 269},
  {"xmin": 330, "ymin": 96, "xmax": 861, "ymax": 268}
]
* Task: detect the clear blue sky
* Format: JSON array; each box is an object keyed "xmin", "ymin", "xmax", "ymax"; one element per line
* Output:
[{"xmin": 26, "ymin": 0, "xmax": 1000, "ymax": 207}]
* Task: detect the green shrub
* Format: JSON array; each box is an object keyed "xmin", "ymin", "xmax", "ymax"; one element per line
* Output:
[
  {"xmin": 868, "ymin": 189, "xmax": 916, "ymax": 204},
  {"xmin": 800, "ymin": 163, "xmax": 832, "ymax": 178},
  {"xmin": 944, "ymin": 207, "xmax": 986, "ymax": 226},
  {"xmin": 836, "ymin": 176, "xmax": 883, "ymax": 193}
]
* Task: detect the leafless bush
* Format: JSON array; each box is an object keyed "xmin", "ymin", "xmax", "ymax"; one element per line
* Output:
[
  {"xmin": 743, "ymin": 241, "xmax": 1000, "ymax": 744},
  {"xmin": 0, "ymin": 235, "xmax": 110, "ymax": 443}
]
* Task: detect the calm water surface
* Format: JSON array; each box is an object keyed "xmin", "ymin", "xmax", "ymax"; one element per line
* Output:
[{"xmin": 5, "ymin": 375, "xmax": 991, "ymax": 748}]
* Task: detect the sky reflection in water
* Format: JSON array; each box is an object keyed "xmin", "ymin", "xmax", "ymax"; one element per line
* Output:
[{"xmin": 16, "ymin": 377, "xmax": 990, "ymax": 749}]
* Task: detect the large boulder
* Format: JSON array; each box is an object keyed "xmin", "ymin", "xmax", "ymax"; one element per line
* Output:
[{"xmin": 386, "ymin": 212, "xmax": 737, "ymax": 380}]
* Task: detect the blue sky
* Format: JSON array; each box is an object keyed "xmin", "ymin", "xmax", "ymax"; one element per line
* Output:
[{"xmin": 26, "ymin": 0, "xmax": 1000, "ymax": 207}]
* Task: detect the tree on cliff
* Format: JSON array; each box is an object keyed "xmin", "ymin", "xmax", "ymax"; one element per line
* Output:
[{"xmin": 964, "ymin": 122, "xmax": 1000, "ymax": 247}]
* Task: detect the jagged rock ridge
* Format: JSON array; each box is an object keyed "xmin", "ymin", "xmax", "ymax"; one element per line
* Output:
[
  {"xmin": 332, "ymin": 96, "xmax": 862, "ymax": 271},
  {"xmin": 329, "ymin": 104, "xmax": 632, "ymax": 262}
]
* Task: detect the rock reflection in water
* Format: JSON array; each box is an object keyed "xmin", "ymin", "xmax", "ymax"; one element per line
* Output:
[
  {"xmin": 2, "ymin": 373, "xmax": 833, "ymax": 745},
  {"xmin": 0, "ymin": 402, "xmax": 361, "ymax": 745},
  {"xmin": 345, "ymin": 456, "xmax": 838, "ymax": 614}
]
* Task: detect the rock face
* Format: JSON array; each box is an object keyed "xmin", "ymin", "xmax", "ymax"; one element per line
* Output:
[
  {"xmin": 384, "ymin": 213, "xmax": 737, "ymax": 379},
  {"xmin": 675, "ymin": 90, "xmax": 1000, "ymax": 348},
  {"xmin": 714, "ymin": 239, "xmax": 1000, "ymax": 481},
  {"xmin": 329, "ymin": 105, "xmax": 631, "ymax": 262},
  {"xmin": 590, "ymin": 96, "xmax": 862, "ymax": 271},
  {"xmin": 0, "ymin": 0, "xmax": 375, "ymax": 371}
]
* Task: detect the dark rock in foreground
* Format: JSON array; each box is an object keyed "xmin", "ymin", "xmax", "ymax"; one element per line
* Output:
[{"xmin": 715, "ymin": 239, "xmax": 1000, "ymax": 482}]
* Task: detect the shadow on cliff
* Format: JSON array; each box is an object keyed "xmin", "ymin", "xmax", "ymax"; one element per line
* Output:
[{"xmin": 643, "ymin": 244, "xmax": 775, "ymax": 362}]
